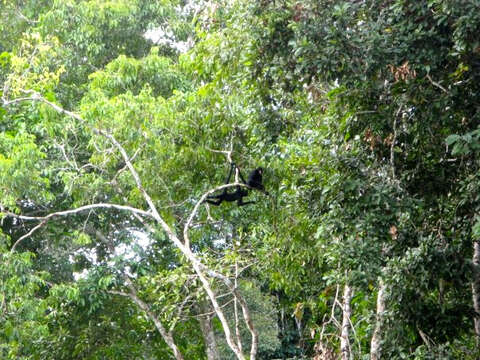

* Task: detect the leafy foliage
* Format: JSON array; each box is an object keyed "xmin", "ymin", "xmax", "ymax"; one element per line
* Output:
[{"xmin": 1, "ymin": 0, "xmax": 480, "ymax": 359}]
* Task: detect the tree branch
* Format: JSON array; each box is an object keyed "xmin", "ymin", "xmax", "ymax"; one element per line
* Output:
[
  {"xmin": 390, "ymin": 105, "xmax": 402, "ymax": 179},
  {"xmin": 6, "ymin": 203, "xmax": 152, "ymax": 252},
  {"xmin": 2, "ymin": 91, "xmax": 186, "ymax": 252},
  {"xmin": 183, "ymin": 182, "xmax": 248, "ymax": 248},
  {"xmin": 426, "ymin": 74, "xmax": 448, "ymax": 93},
  {"xmin": 110, "ymin": 281, "xmax": 185, "ymax": 360},
  {"xmin": 3, "ymin": 92, "xmax": 250, "ymax": 360}
]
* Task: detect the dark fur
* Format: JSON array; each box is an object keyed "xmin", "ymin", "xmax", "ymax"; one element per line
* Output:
[
  {"xmin": 205, "ymin": 163, "xmax": 268, "ymax": 206},
  {"xmin": 246, "ymin": 167, "xmax": 268, "ymax": 195}
]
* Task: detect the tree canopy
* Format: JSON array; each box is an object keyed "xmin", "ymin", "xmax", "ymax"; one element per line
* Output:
[{"xmin": 1, "ymin": 0, "xmax": 480, "ymax": 359}]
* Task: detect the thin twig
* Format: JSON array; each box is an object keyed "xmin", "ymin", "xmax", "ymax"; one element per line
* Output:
[
  {"xmin": 426, "ymin": 74, "xmax": 448, "ymax": 93},
  {"xmin": 54, "ymin": 142, "xmax": 79, "ymax": 170}
]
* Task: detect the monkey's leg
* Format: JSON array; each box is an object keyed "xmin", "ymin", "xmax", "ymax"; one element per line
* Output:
[
  {"xmin": 205, "ymin": 198, "xmax": 223, "ymax": 206},
  {"xmin": 224, "ymin": 162, "xmax": 235, "ymax": 184},
  {"xmin": 237, "ymin": 198, "xmax": 255, "ymax": 206}
]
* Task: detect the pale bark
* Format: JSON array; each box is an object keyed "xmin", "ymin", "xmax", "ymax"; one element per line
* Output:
[
  {"xmin": 472, "ymin": 240, "xmax": 480, "ymax": 341},
  {"xmin": 234, "ymin": 261, "xmax": 244, "ymax": 354},
  {"xmin": 105, "ymin": 127, "xmax": 246, "ymax": 359},
  {"xmin": 186, "ymin": 196, "xmax": 258, "ymax": 360},
  {"xmin": 110, "ymin": 284, "xmax": 184, "ymax": 360},
  {"xmin": 198, "ymin": 309, "xmax": 220, "ymax": 360},
  {"xmin": 4, "ymin": 94, "xmax": 255, "ymax": 360},
  {"xmin": 316, "ymin": 285, "xmax": 340, "ymax": 360},
  {"xmin": 340, "ymin": 284, "xmax": 352, "ymax": 360},
  {"xmin": 370, "ymin": 279, "xmax": 386, "ymax": 360},
  {"xmin": 95, "ymin": 230, "xmax": 185, "ymax": 360},
  {"xmin": 234, "ymin": 296, "xmax": 243, "ymax": 353},
  {"xmin": 7, "ymin": 203, "xmax": 152, "ymax": 252},
  {"xmin": 234, "ymin": 279, "xmax": 258, "ymax": 360}
]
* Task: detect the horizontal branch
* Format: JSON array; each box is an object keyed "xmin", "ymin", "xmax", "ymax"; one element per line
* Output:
[
  {"xmin": 109, "ymin": 290, "xmax": 130, "ymax": 297},
  {"xmin": 2, "ymin": 96, "xmax": 39, "ymax": 106},
  {"xmin": 4, "ymin": 203, "xmax": 152, "ymax": 221},
  {"xmin": 6, "ymin": 203, "xmax": 152, "ymax": 252},
  {"xmin": 183, "ymin": 182, "xmax": 248, "ymax": 247},
  {"xmin": 3, "ymin": 92, "xmax": 250, "ymax": 359},
  {"xmin": 4, "ymin": 91, "xmax": 85, "ymax": 122}
]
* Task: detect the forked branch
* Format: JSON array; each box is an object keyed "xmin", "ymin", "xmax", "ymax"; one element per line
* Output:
[
  {"xmin": 4, "ymin": 93, "xmax": 255, "ymax": 360},
  {"xmin": 5, "ymin": 203, "xmax": 152, "ymax": 252}
]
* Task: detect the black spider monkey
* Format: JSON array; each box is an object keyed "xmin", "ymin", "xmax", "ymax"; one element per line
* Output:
[
  {"xmin": 246, "ymin": 167, "xmax": 269, "ymax": 196},
  {"xmin": 205, "ymin": 163, "xmax": 268, "ymax": 206}
]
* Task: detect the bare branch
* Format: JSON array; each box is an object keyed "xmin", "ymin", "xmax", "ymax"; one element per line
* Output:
[
  {"xmin": 110, "ymin": 280, "xmax": 185, "ymax": 360},
  {"xmin": 15, "ymin": 8, "xmax": 39, "ymax": 24},
  {"xmin": 132, "ymin": 212, "xmax": 157, "ymax": 234},
  {"xmin": 340, "ymin": 284, "xmax": 352, "ymax": 360},
  {"xmin": 2, "ymin": 96, "xmax": 40, "ymax": 106},
  {"xmin": 426, "ymin": 74, "xmax": 448, "ymax": 93},
  {"xmin": 2, "ymin": 92, "xmax": 185, "ymax": 250},
  {"xmin": 205, "ymin": 147, "xmax": 231, "ymax": 156},
  {"xmin": 417, "ymin": 327, "xmax": 434, "ymax": 349},
  {"xmin": 97, "ymin": 102, "xmax": 247, "ymax": 359},
  {"xmin": 371, "ymin": 278, "xmax": 387, "ymax": 360},
  {"xmin": 109, "ymin": 290, "xmax": 130, "ymax": 297},
  {"xmin": 110, "ymin": 146, "xmax": 143, "ymax": 184},
  {"xmin": 472, "ymin": 240, "xmax": 480, "ymax": 343},
  {"xmin": 204, "ymin": 266, "xmax": 258, "ymax": 359},
  {"xmin": 205, "ymin": 137, "xmax": 234, "ymax": 163},
  {"xmin": 99, "ymin": 131, "xmax": 189, "ymax": 251},
  {"xmin": 234, "ymin": 259, "xmax": 244, "ymax": 353},
  {"xmin": 5, "ymin": 203, "xmax": 152, "ymax": 252},
  {"xmin": 184, "ymin": 182, "xmax": 247, "ymax": 247},
  {"xmin": 6, "ymin": 91, "xmax": 85, "ymax": 122},
  {"xmin": 4, "ymin": 203, "xmax": 152, "ymax": 222},
  {"xmin": 3, "ymin": 92, "xmax": 249, "ymax": 360},
  {"xmin": 54, "ymin": 142, "xmax": 79, "ymax": 170}
]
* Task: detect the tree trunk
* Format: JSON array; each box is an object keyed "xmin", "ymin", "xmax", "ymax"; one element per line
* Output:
[
  {"xmin": 370, "ymin": 279, "xmax": 386, "ymax": 360},
  {"xmin": 234, "ymin": 261, "xmax": 244, "ymax": 355},
  {"xmin": 340, "ymin": 284, "xmax": 352, "ymax": 360},
  {"xmin": 472, "ymin": 240, "xmax": 480, "ymax": 342},
  {"xmin": 232, "ymin": 258, "xmax": 258, "ymax": 360},
  {"xmin": 198, "ymin": 311, "xmax": 220, "ymax": 360}
]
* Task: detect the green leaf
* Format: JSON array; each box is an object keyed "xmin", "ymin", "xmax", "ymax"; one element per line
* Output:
[{"xmin": 445, "ymin": 134, "xmax": 460, "ymax": 146}]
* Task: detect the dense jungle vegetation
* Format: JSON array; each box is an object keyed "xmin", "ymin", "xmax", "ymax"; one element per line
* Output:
[{"xmin": 1, "ymin": 0, "xmax": 480, "ymax": 359}]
